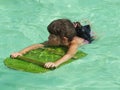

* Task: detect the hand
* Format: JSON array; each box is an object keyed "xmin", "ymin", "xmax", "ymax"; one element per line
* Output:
[
  {"xmin": 44, "ymin": 62, "xmax": 56, "ymax": 69},
  {"xmin": 10, "ymin": 52, "xmax": 22, "ymax": 58}
]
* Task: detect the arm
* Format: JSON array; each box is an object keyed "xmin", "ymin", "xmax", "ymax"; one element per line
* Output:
[
  {"xmin": 44, "ymin": 41, "xmax": 80, "ymax": 68},
  {"xmin": 54, "ymin": 42, "xmax": 78, "ymax": 67},
  {"xmin": 19, "ymin": 44, "xmax": 44, "ymax": 54},
  {"xmin": 10, "ymin": 43, "xmax": 45, "ymax": 58},
  {"xmin": 44, "ymin": 37, "xmax": 85, "ymax": 68}
]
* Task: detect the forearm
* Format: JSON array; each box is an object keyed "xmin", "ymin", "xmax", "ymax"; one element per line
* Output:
[
  {"xmin": 19, "ymin": 44, "xmax": 44, "ymax": 54},
  {"xmin": 54, "ymin": 54, "xmax": 74, "ymax": 67}
]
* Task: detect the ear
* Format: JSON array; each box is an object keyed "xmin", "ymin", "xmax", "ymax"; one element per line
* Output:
[{"xmin": 63, "ymin": 37, "xmax": 68, "ymax": 41}]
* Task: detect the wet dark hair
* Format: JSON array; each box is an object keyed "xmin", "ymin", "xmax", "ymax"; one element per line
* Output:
[
  {"xmin": 74, "ymin": 22, "xmax": 93, "ymax": 43},
  {"xmin": 47, "ymin": 19, "xmax": 76, "ymax": 41}
]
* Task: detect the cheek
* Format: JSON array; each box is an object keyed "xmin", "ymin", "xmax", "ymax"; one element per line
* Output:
[
  {"xmin": 49, "ymin": 39, "xmax": 60, "ymax": 45},
  {"xmin": 53, "ymin": 40, "xmax": 60, "ymax": 45}
]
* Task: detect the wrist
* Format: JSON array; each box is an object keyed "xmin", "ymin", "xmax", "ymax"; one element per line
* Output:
[
  {"xmin": 54, "ymin": 62, "xmax": 60, "ymax": 67},
  {"xmin": 18, "ymin": 51, "xmax": 24, "ymax": 55}
]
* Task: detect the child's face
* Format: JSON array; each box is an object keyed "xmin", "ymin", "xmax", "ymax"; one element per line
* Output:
[
  {"xmin": 48, "ymin": 34, "xmax": 61, "ymax": 46},
  {"xmin": 48, "ymin": 34, "xmax": 70, "ymax": 46},
  {"xmin": 61, "ymin": 37, "xmax": 69, "ymax": 46}
]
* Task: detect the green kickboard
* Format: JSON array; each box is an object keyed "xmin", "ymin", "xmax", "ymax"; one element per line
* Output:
[{"xmin": 4, "ymin": 46, "xmax": 87, "ymax": 73}]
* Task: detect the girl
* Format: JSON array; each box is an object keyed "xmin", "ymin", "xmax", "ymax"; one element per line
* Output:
[{"xmin": 11, "ymin": 19, "xmax": 94, "ymax": 69}]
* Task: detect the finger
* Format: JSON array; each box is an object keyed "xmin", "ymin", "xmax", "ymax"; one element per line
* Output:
[
  {"xmin": 44, "ymin": 62, "xmax": 56, "ymax": 69},
  {"xmin": 48, "ymin": 64, "xmax": 56, "ymax": 69},
  {"xmin": 10, "ymin": 54, "xmax": 16, "ymax": 58},
  {"xmin": 14, "ymin": 55, "xmax": 18, "ymax": 58},
  {"xmin": 44, "ymin": 63, "xmax": 51, "ymax": 68},
  {"xmin": 16, "ymin": 54, "xmax": 21, "ymax": 57},
  {"xmin": 51, "ymin": 64, "xmax": 55, "ymax": 68},
  {"xmin": 10, "ymin": 55, "xmax": 13, "ymax": 58},
  {"xmin": 47, "ymin": 63, "xmax": 53, "ymax": 68},
  {"xmin": 19, "ymin": 54, "xmax": 22, "ymax": 56}
]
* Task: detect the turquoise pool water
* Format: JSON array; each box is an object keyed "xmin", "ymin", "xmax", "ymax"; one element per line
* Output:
[{"xmin": 0, "ymin": 0, "xmax": 120, "ymax": 90}]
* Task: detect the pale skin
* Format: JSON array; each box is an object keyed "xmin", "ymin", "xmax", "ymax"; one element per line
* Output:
[{"xmin": 10, "ymin": 35, "xmax": 84, "ymax": 69}]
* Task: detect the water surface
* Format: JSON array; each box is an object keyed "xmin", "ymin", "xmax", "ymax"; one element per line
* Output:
[{"xmin": 0, "ymin": 0, "xmax": 120, "ymax": 90}]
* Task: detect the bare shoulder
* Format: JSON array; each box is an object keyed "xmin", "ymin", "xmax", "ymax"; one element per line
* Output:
[{"xmin": 72, "ymin": 36, "xmax": 84, "ymax": 45}]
